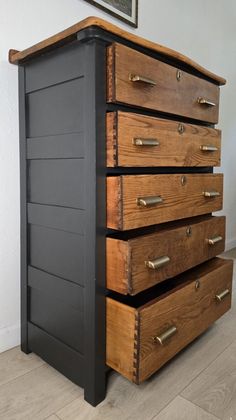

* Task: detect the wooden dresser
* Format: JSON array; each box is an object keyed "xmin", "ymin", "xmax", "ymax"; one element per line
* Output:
[{"xmin": 9, "ymin": 17, "xmax": 233, "ymax": 406}]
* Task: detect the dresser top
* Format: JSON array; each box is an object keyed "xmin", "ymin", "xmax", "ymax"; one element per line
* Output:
[{"xmin": 8, "ymin": 16, "xmax": 225, "ymax": 85}]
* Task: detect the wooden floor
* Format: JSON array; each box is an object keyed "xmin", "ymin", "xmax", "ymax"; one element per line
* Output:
[{"xmin": 0, "ymin": 249, "xmax": 235, "ymax": 420}]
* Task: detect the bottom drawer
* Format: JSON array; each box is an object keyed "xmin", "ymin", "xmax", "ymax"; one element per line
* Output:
[{"xmin": 106, "ymin": 258, "xmax": 233, "ymax": 384}]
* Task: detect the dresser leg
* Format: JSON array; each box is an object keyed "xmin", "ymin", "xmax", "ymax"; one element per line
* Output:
[{"xmin": 84, "ymin": 369, "xmax": 106, "ymax": 407}]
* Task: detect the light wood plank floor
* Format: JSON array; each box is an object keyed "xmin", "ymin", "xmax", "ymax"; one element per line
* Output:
[{"xmin": 0, "ymin": 250, "xmax": 235, "ymax": 420}]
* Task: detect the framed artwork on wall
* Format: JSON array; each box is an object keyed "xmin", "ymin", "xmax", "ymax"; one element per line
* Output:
[{"xmin": 83, "ymin": 0, "xmax": 138, "ymax": 27}]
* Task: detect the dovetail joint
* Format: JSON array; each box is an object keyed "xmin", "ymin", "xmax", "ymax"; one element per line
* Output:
[{"xmin": 133, "ymin": 311, "xmax": 140, "ymax": 383}]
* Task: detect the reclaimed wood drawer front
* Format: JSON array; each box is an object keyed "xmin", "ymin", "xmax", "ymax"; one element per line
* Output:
[
  {"xmin": 106, "ymin": 258, "xmax": 233, "ymax": 383},
  {"xmin": 107, "ymin": 44, "xmax": 220, "ymax": 124},
  {"xmin": 107, "ymin": 216, "xmax": 225, "ymax": 295},
  {"xmin": 107, "ymin": 111, "xmax": 221, "ymax": 167},
  {"xmin": 107, "ymin": 173, "xmax": 223, "ymax": 230}
]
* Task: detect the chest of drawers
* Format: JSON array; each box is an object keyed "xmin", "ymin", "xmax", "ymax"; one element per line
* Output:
[{"xmin": 9, "ymin": 17, "xmax": 233, "ymax": 407}]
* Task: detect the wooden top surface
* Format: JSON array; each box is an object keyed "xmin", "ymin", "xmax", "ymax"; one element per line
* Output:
[{"xmin": 8, "ymin": 16, "xmax": 226, "ymax": 85}]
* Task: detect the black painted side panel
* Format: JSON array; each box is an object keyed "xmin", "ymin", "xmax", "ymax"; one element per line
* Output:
[
  {"xmin": 28, "ymin": 266, "xmax": 84, "ymax": 310},
  {"xmin": 28, "ymin": 159, "xmax": 85, "ymax": 209},
  {"xmin": 25, "ymin": 42, "xmax": 85, "ymax": 93},
  {"xmin": 28, "ymin": 203, "xmax": 85, "ymax": 235},
  {"xmin": 28, "ymin": 322, "xmax": 84, "ymax": 388},
  {"xmin": 27, "ymin": 78, "xmax": 84, "ymax": 138},
  {"xmin": 30, "ymin": 287, "xmax": 84, "ymax": 353},
  {"xmin": 27, "ymin": 132, "xmax": 84, "ymax": 159},
  {"xmin": 29, "ymin": 224, "xmax": 85, "ymax": 285},
  {"xmin": 20, "ymin": 39, "xmax": 107, "ymax": 406}
]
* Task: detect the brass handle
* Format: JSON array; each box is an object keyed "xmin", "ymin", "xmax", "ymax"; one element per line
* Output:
[
  {"xmin": 133, "ymin": 138, "xmax": 160, "ymax": 147},
  {"xmin": 198, "ymin": 97, "xmax": 216, "ymax": 107},
  {"xmin": 137, "ymin": 196, "xmax": 163, "ymax": 207},
  {"xmin": 215, "ymin": 289, "xmax": 230, "ymax": 302},
  {"xmin": 129, "ymin": 74, "xmax": 156, "ymax": 86},
  {"xmin": 145, "ymin": 255, "xmax": 170, "ymax": 270},
  {"xmin": 200, "ymin": 145, "xmax": 218, "ymax": 152},
  {"xmin": 208, "ymin": 235, "xmax": 223, "ymax": 245},
  {"xmin": 153, "ymin": 326, "xmax": 177, "ymax": 345},
  {"xmin": 203, "ymin": 191, "xmax": 220, "ymax": 198}
]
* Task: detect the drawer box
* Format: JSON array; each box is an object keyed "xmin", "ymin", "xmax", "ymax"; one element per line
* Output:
[
  {"xmin": 107, "ymin": 173, "xmax": 223, "ymax": 230},
  {"xmin": 107, "ymin": 216, "xmax": 225, "ymax": 295},
  {"xmin": 107, "ymin": 43, "xmax": 220, "ymax": 124},
  {"xmin": 107, "ymin": 111, "xmax": 221, "ymax": 167},
  {"xmin": 106, "ymin": 258, "xmax": 233, "ymax": 383}
]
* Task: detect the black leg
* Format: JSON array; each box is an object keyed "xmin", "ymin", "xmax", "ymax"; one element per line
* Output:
[{"xmin": 82, "ymin": 40, "xmax": 107, "ymax": 406}]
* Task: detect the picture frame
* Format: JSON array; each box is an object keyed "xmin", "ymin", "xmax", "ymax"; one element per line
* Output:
[{"xmin": 84, "ymin": 0, "xmax": 138, "ymax": 28}]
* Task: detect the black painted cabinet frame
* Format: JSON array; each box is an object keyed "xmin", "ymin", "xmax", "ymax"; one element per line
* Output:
[{"xmin": 19, "ymin": 36, "xmax": 107, "ymax": 406}]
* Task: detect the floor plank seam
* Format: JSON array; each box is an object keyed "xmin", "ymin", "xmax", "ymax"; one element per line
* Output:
[
  {"xmin": 44, "ymin": 414, "xmax": 61, "ymax": 420},
  {"xmin": 0, "ymin": 362, "xmax": 47, "ymax": 390},
  {"xmin": 53, "ymin": 394, "xmax": 84, "ymax": 417},
  {"xmin": 180, "ymin": 395, "xmax": 222, "ymax": 420},
  {"xmin": 179, "ymin": 335, "xmax": 236, "ymax": 396},
  {"xmin": 149, "ymin": 392, "xmax": 183, "ymax": 420}
]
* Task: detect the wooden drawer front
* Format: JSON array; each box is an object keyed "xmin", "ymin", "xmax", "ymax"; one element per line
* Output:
[
  {"xmin": 107, "ymin": 112, "xmax": 221, "ymax": 167},
  {"xmin": 106, "ymin": 258, "xmax": 233, "ymax": 383},
  {"xmin": 107, "ymin": 173, "xmax": 223, "ymax": 230},
  {"xmin": 107, "ymin": 216, "xmax": 225, "ymax": 295},
  {"xmin": 107, "ymin": 44, "xmax": 220, "ymax": 124}
]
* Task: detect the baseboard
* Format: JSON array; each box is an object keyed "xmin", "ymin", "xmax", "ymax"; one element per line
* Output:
[
  {"xmin": 0, "ymin": 323, "xmax": 20, "ymax": 353},
  {"xmin": 225, "ymin": 237, "xmax": 236, "ymax": 252}
]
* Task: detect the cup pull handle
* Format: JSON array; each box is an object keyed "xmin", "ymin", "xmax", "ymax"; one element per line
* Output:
[
  {"xmin": 215, "ymin": 289, "xmax": 230, "ymax": 302},
  {"xmin": 129, "ymin": 74, "xmax": 156, "ymax": 86},
  {"xmin": 137, "ymin": 196, "xmax": 163, "ymax": 207},
  {"xmin": 153, "ymin": 326, "xmax": 177, "ymax": 345},
  {"xmin": 200, "ymin": 145, "xmax": 218, "ymax": 152},
  {"xmin": 198, "ymin": 97, "xmax": 216, "ymax": 107},
  {"xmin": 208, "ymin": 235, "xmax": 223, "ymax": 245},
  {"xmin": 145, "ymin": 256, "xmax": 170, "ymax": 270},
  {"xmin": 203, "ymin": 191, "xmax": 220, "ymax": 198},
  {"xmin": 133, "ymin": 138, "xmax": 160, "ymax": 147}
]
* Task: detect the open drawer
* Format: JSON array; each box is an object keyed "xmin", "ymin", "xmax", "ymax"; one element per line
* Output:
[{"xmin": 106, "ymin": 258, "xmax": 233, "ymax": 383}]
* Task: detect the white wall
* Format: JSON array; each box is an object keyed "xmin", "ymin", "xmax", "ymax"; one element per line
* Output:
[{"xmin": 0, "ymin": 0, "xmax": 235, "ymax": 352}]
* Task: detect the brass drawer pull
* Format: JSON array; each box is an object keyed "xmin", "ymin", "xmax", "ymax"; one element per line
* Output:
[
  {"xmin": 145, "ymin": 255, "xmax": 170, "ymax": 270},
  {"xmin": 208, "ymin": 235, "xmax": 223, "ymax": 245},
  {"xmin": 198, "ymin": 97, "xmax": 216, "ymax": 107},
  {"xmin": 137, "ymin": 196, "xmax": 163, "ymax": 207},
  {"xmin": 215, "ymin": 289, "xmax": 230, "ymax": 302},
  {"xmin": 153, "ymin": 326, "xmax": 177, "ymax": 345},
  {"xmin": 203, "ymin": 191, "xmax": 220, "ymax": 198},
  {"xmin": 200, "ymin": 145, "xmax": 218, "ymax": 152},
  {"xmin": 133, "ymin": 138, "xmax": 160, "ymax": 147},
  {"xmin": 129, "ymin": 74, "xmax": 156, "ymax": 86}
]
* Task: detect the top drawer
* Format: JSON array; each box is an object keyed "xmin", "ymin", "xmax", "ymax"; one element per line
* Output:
[{"xmin": 107, "ymin": 43, "xmax": 220, "ymax": 124}]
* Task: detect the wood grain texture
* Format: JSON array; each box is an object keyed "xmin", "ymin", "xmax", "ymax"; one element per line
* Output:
[
  {"xmin": 8, "ymin": 17, "xmax": 226, "ymax": 86},
  {"xmin": 106, "ymin": 112, "xmax": 118, "ymax": 167},
  {"xmin": 107, "ymin": 176, "xmax": 123, "ymax": 230},
  {"xmin": 106, "ymin": 216, "xmax": 226, "ymax": 295},
  {"xmin": 107, "ymin": 173, "xmax": 223, "ymax": 230},
  {"xmin": 106, "ymin": 111, "xmax": 221, "ymax": 167},
  {"xmin": 181, "ymin": 338, "xmax": 236, "ymax": 420},
  {"xmin": 107, "ymin": 44, "xmax": 220, "ymax": 124},
  {"xmin": 106, "ymin": 258, "xmax": 233, "ymax": 384},
  {"xmin": 106, "ymin": 297, "xmax": 137, "ymax": 382},
  {"xmin": 106, "ymin": 238, "xmax": 130, "ymax": 294}
]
